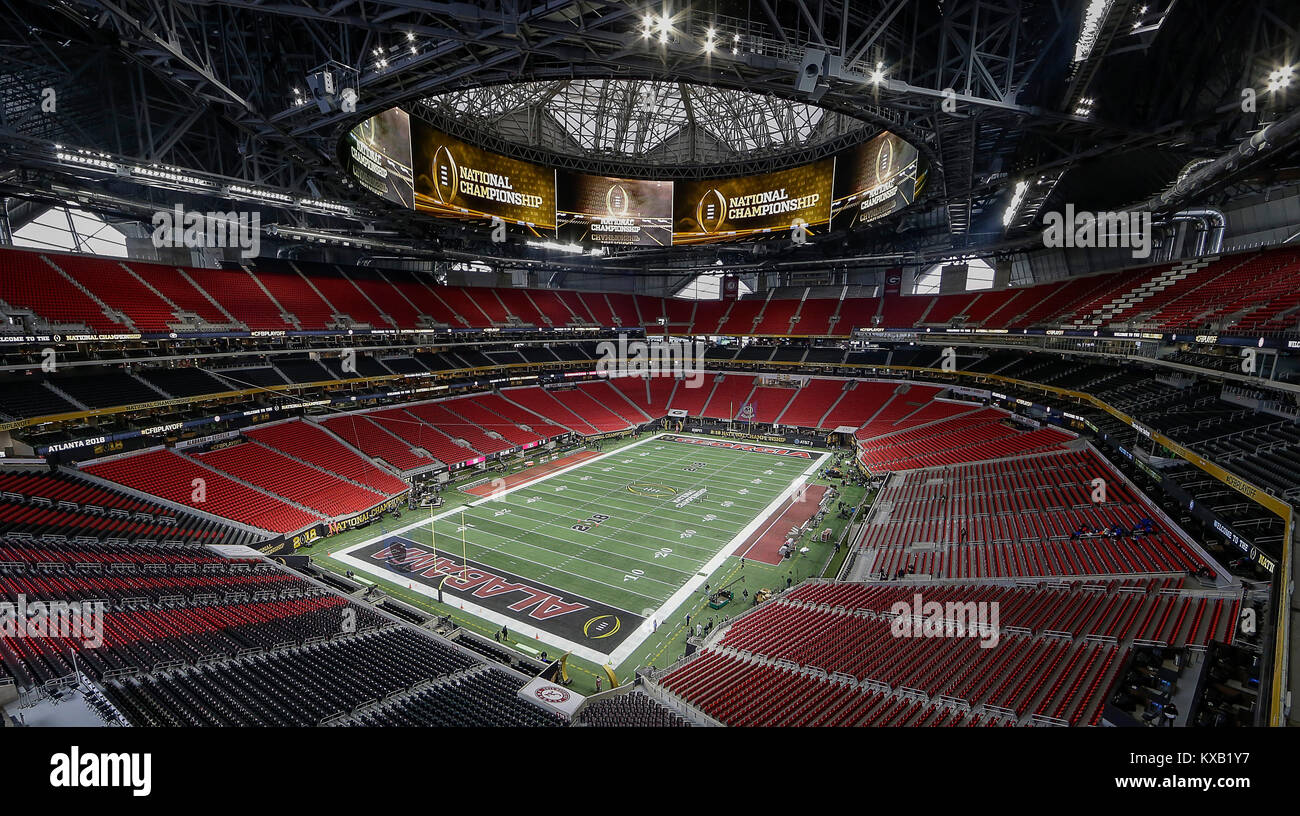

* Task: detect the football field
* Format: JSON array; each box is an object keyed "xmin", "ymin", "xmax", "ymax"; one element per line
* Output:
[{"xmin": 334, "ymin": 433, "xmax": 829, "ymax": 664}]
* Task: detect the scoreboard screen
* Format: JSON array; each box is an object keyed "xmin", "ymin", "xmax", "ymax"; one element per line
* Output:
[
  {"xmin": 830, "ymin": 130, "xmax": 927, "ymax": 229},
  {"xmin": 412, "ymin": 120, "xmax": 556, "ymax": 236},
  {"xmin": 672, "ymin": 159, "xmax": 834, "ymax": 245},
  {"xmin": 556, "ymin": 171, "xmax": 673, "ymax": 247},
  {"xmin": 344, "ymin": 108, "xmax": 414, "ymax": 209}
]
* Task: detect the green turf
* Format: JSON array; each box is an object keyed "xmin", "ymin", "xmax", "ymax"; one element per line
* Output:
[
  {"xmin": 305, "ymin": 432, "xmax": 870, "ymax": 694},
  {"xmin": 404, "ymin": 435, "xmax": 821, "ymax": 614}
]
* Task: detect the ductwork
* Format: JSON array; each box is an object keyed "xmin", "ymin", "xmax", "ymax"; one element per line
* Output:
[
  {"xmin": 1141, "ymin": 105, "xmax": 1300, "ymax": 211},
  {"xmin": 1155, "ymin": 208, "xmax": 1226, "ymax": 260}
]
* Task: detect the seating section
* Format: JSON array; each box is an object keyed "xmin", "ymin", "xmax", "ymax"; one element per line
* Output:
[
  {"xmin": 102, "ymin": 624, "xmax": 563, "ymax": 726},
  {"xmin": 0, "ymin": 379, "xmax": 79, "ymax": 420},
  {"xmin": 83, "ymin": 449, "xmax": 323, "ymax": 533},
  {"xmin": 0, "ymin": 248, "xmax": 128, "ymax": 333},
  {"xmin": 348, "ymin": 667, "xmax": 566, "ymax": 728},
  {"xmin": 256, "ymin": 267, "xmax": 336, "ymax": 330},
  {"xmin": 54, "ymin": 254, "xmax": 179, "ymax": 332},
  {"xmin": 501, "ymin": 386, "xmax": 600, "ymax": 435},
  {"xmin": 666, "ymin": 374, "xmax": 719, "ymax": 416},
  {"xmin": 46, "ymin": 372, "xmax": 162, "ymax": 409},
  {"xmin": 577, "ymin": 692, "xmax": 692, "ymax": 727},
  {"xmin": 785, "ymin": 581, "xmax": 1237, "ymax": 647},
  {"xmin": 136, "ymin": 367, "xmax": 233, "ymax": 398},
  {"xmin": 551, "ymin": 385, "xmax": 635, "ymax": 432},
  {"xmin": 0, "ymin": 479, "xmax": 563, "ymax": 729},
  {"xmin": 4, "ymin": 245, "xmax": 1299, "ymax": 337},
  {"xmin": 744, "ymin": 386, "xmax": 797, "ymax": 424},
  {"xmin": 660, "ymin": 578, "xmax": 1237, "ymax": 726},
  {"xmin": 773, "ymin": 379, "xmax": 845, "ymax": 428},
  {"xmin": 468, "ymin": 392, "xmax": 570, "ymax": 440},
  {"xmin": 661, "ymin": 650, "xmax": 1021, "ymax": 727},
  {"xmin": 826, "ymin": 381, "xmax": 920, "ymax": 430},
  {"xmin": 123, "ymin": 260, "xmax": 232, "ymax": 326},
  {"xmin": 194, "ymin": 267, "xmax": 287, "ymax": 330},
  {"xmin": 367, "ymin": 408, "xmax": 472, "ymax": 467},
  {"xmin": 0, "ymin": 468, "xmax": 255, "ymax": 547},
  {"xmin": 856, "ymin": 407, "xmax": 1073, "ymax": 471},
  {"xmin": 856, "ymin": 449, "xmax": 1211, "ymax": 579},
  {"xmin": 403, "ymin": 401, "xmax": 513, "ymax": 455},
  {"xmin": 702, "ymin": 375, "xmax": 759, "ymax": 421},
  {"xmin": 441, "ymin": 396, "xmax": 543, "ymax": 447},
  {"xmin": 321, "ymin": 414, "xmax": 440, "ymax": 473},
  {"xmin": 194, "ymin": 442, "xmax": 388, "ymax": 518}
]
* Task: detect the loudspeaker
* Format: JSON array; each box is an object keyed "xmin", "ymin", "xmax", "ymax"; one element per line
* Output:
[{"xmin": 795, "ymin": 48, "xmax": 828, "ymax": 94}]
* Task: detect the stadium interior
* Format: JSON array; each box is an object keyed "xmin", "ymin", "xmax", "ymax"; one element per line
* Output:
[{"xmin": 0, "ymin": 0, "xmax": 1297, "ymax": 733}]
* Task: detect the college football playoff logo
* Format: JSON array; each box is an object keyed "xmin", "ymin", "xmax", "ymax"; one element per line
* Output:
[
  {"xmin": 430, "ymin": 143, "xmax": 459, "ymax": 204},
  {"xmin": 696, "ymin": 188, "xmax": 727, "ymax": 234},
  {"xmin": 605, "ymin": 183, "xmax": 630, "ymax": 217},
  {"xmin": 583, "ymin": 614, "xmax": 622, "ymax": 640},
  {"xmin": 875, "ymin": 137, "xmax": 895, "ymax": 183}
]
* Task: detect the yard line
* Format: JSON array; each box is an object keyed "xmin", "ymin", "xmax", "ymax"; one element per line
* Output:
[
  {"xmin": 436, "ymin": 521, "xmax": 675, "ymax": 603},
  {"xmin": 572, "ymin": 449, "xmax": 800, "ymax": 488},
  {"xmin": 455, "ymin": 511, "xmax": 702, "ymax": 578},
  {"xmin": 506, "ymin": 486, "xmax": 769, "ymax": 529},
  {"xmin": 500, "ymin": 500, "xmax": 720, "ymax": 561}
]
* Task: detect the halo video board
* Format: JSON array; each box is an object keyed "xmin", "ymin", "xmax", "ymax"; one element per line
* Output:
[
  {"xmin": 671, "ymin": 159, "xmax": 834, "ymax": 245},
  {"xmin": 411, "ymin": 120, "xmax": 557, "ymax": 236},
  {"xmin": 344, "ymin": 108, "xmax": 925, "ymax": 245},
  {"xmin": 345, "ymin": 108, "xmax": 414, "ymax": 209},
  {"xmin": 830, "ymin": 130, "xmax": 927, "ymax": 230},
  {"xmin": 556, "ymin": 171, "xmax": 673, "ymax": 247}
]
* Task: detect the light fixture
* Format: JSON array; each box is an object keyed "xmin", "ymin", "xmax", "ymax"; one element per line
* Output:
[
  {"xmin": 869, "ymin": 62, "xmax": 886, "ymax": 85},
  {"xmin": 1002, "ymin": 180, "xmax": 1028, "ymax": 228},
  {"xmin": 1074, "ymin": 0, "xmax": 1114, "ymax": 63}
]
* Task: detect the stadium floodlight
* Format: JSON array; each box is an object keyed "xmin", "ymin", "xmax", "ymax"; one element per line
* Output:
[
  {"xmin": 227, "ymin": 184, "xmax": 293, "ymax": 204},
  {"xmin": 869, "ymin": 62, "xmax": 886, "ymax": 85},
  {"xmin": 1073, "ymin": 0, "xmax": 1114, "ymax": 63},
  {"xmin": 1002, "ymin": 180, "xmax": 1028, "ymax": 228}
]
